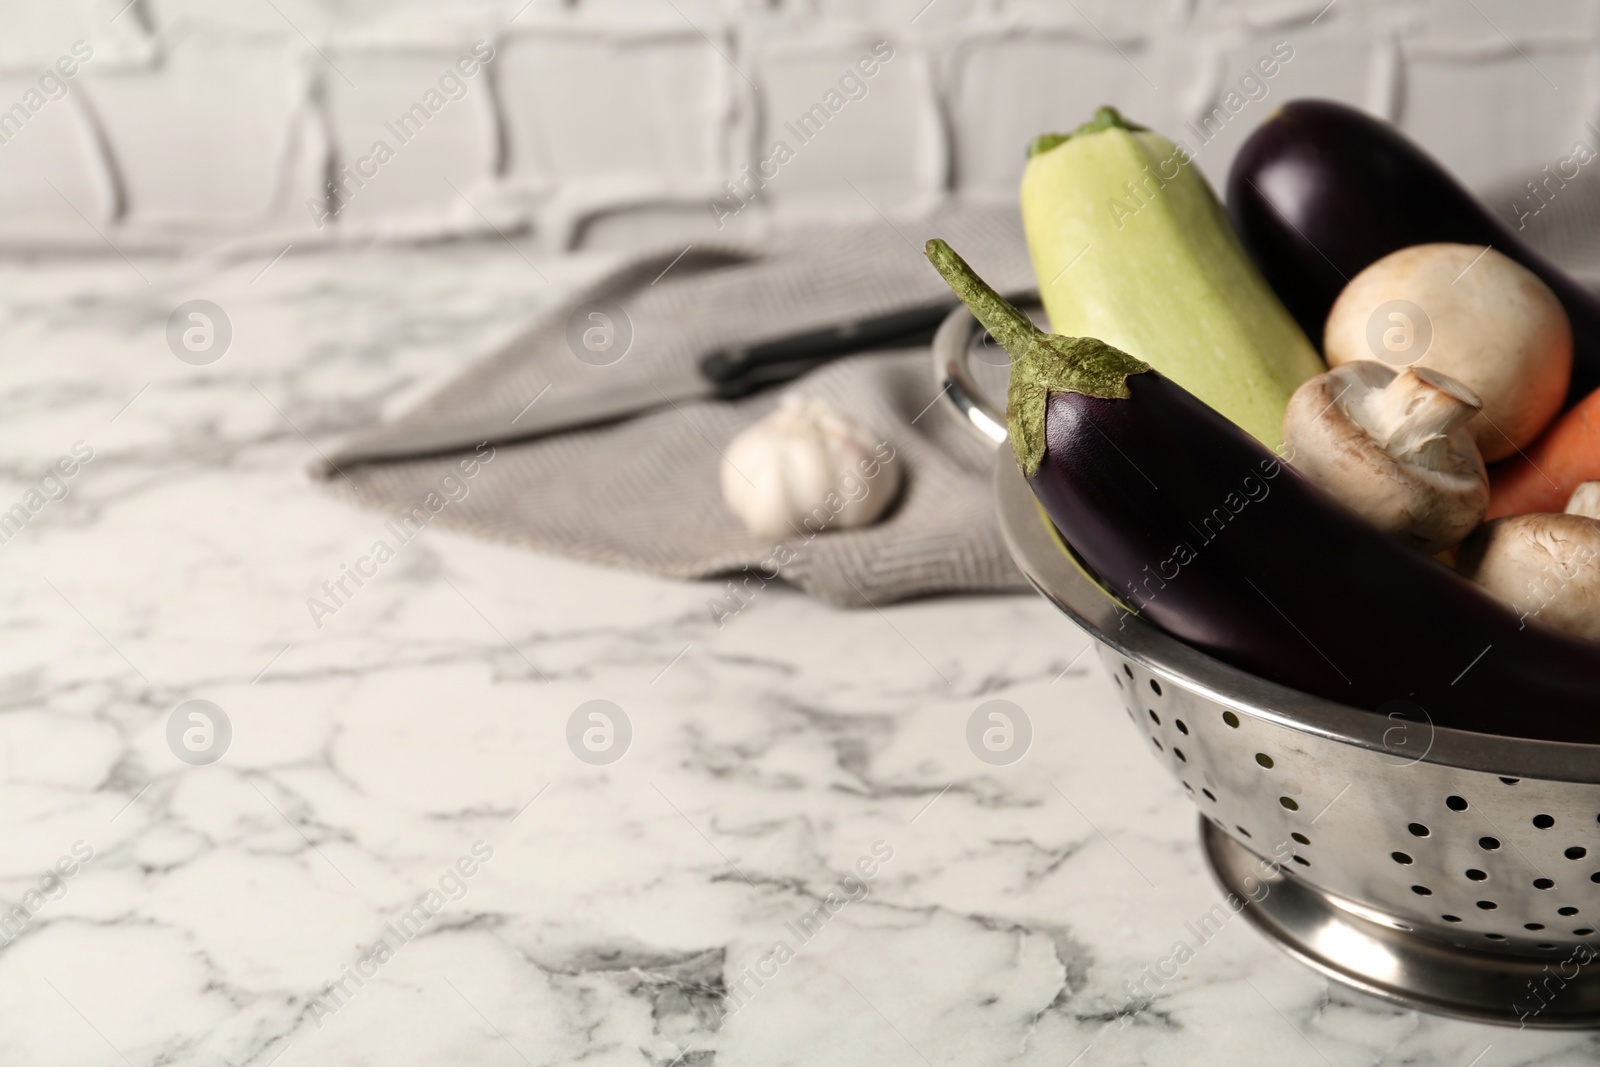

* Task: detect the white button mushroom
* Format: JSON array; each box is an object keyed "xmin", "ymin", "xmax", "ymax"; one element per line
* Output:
[
  {"xmin": 1569, "ymin": 481, "xmax": 1600, "ymax": 520},
  {"xmin": 1456, "ymin": 481, "xmax": 1600, "ymax": 641},
  {"xmin": 720, "ymin": 396, "xmax": 902, "ymax": 541},
  {"xmin": 1281, "ymin": 361, "xmax": 1489, "ymax": 553},
  {"xmin": 1323, "ymin": 243, "xmax": 1573, "ymax": 462}
]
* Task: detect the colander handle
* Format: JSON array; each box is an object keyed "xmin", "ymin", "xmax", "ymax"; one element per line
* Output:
[{"xmin": 930, "ymin": 291, "xmax": 1040, "ymax": 446}]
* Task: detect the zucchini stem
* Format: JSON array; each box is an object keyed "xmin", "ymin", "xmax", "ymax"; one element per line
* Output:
[{"xmin": 1027, "ymin": 106, "xmax": 1147, "ymax": 158}]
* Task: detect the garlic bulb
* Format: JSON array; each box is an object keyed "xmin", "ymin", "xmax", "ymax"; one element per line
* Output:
[{"xmin": 721, "ymin": 397, "xmax": 901, "ymax": 540}]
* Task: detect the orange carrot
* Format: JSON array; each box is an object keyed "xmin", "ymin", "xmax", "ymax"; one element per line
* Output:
[{"xmin": 1486, "ymin": 386, "xmax": 1600, "ymax": 518}]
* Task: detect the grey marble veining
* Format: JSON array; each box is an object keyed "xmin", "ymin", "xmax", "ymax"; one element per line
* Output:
[{"xmin": 0, "ymin": 244, "xmax": 1595, "ymax": 1065}]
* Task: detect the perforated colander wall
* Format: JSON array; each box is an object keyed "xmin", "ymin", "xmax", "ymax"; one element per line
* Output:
[{"xmin": 1104, "ymin": 649, "xmax": 1600, "ymax": 956}]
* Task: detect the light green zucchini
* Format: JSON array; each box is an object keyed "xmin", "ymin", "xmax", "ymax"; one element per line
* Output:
[{"xmin": 1021, "ymin": 107, "xmax": 1324, "ymax": 447}]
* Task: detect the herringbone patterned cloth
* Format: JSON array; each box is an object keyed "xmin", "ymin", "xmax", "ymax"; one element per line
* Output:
[{"xmin": 312, "ymin": 206, "xmax": 1034, "ymax": 606}]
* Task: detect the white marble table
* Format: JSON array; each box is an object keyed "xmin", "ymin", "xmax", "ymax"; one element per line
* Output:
[{"xmin": 1, "ymin": 244, "xmax": 1591, "ymax": 1066}]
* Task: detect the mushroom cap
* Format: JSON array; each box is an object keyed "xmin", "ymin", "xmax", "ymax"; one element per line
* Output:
[
  {"xmin": 1569, "ymin": 480, "xmax": 1600, "ymax": 520},
  {"xmin": 1324, "ymin": 243, "xmax": 1572, "ymax": 462},
  {"xmin": 1283, "ymin": 361, "xmax": 1489, "ymax": 553},
  {"xmin": 1457, "ymin": 513, "xmax": 1600, "ymax": 641}
]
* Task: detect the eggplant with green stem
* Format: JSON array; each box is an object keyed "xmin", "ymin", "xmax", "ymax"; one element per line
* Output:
[{"xmin": 925, "ymin": 238, "xmax": 1600, "ymax": 744}]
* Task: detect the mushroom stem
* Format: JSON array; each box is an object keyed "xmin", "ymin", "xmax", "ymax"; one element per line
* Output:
[
  {"xmin": 1367, "ymin": 367, "xmax": 1483, "ymax": 470},
  {"xmin": 1569, "ymin": 481, "xmax": 1600, "ymax": 520},
  {"xmin": 1282, "ymin": 361, "xmax": 1489, "ymax": 553}
]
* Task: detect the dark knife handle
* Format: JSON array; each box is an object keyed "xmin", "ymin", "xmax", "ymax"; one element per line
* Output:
[{"xmin": 699, "ymin": 301, "xmax": 957, "ymax": 399}]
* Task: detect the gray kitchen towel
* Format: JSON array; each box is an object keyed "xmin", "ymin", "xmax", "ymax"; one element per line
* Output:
[{"xmin": 312, "ymin": 205, "xmax": 1037, "ymax": 606}]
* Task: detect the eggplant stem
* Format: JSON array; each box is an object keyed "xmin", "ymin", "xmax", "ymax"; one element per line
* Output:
[
  {"xmin": 923, "ymin": 239, "xmax": 1040, "ymax": 353},
  {"xmin": 923, "ymin": 237, "xmax": 1150, "ymax": 476}
]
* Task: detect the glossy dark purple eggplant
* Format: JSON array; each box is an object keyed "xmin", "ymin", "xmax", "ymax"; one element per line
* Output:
[
  {"xmin": 1228, "ymin": 98, "xmax": 1600, "ymax": 405},
  {"xmin": 925, "ymin": 238, "xmax": 1600, "ymax": 745}
]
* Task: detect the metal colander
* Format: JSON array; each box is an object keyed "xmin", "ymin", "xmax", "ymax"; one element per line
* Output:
[{"xmin": 936, "ymin": 302, "xmax": 1600, "ymax": 1027}]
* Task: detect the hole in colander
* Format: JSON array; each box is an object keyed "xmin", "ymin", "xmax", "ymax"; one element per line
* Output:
[
  {"xmin": 1446, "ymin": 795, "xmax": 1468, "ymax": 811},
  {"xmin": 1291, "ymin": 832, "xmax": 1310, "ymax": 846},
  {"xmin": 1526, "ymin": 923, "xmax": 1546, "ymax": 931},
  {"xmin": 1476, "ymin": 900, "xmax": 1498, "ymax": 910},
  {"xmin": 1392, "ymin": 852, "xmax": 1413, "ymax": 864},
  {"xmin": 1152, "ymin": 738, "xmax": 1163, "ymax": 751},
  {"xmin": 1576, "ymin": 928, "xmax": 1596, "ymax": 936},
  {"xmin": 1466, "ymin": 869, "xmax": 1488, "ymax": 881},
  {"xmin": 1500, "ymin": 777, "xmax": 1520, "ymax": 785},
  {"xmin": 1236, "ymin": 825, "xmax": 1252, "ymax": 838},
  {"xmin": 1176, "ymin": 719, "xmax": 1189, "ymax": 735},
  {"xmin": 1534, "ymin": 814, "xmax": 1555, "ymax": 829},
  {"xmin": 1539, "ymin": 943, "xmax": 1558, "ymax": 950},
  {"xmin": 1485, "ymin": 933, "xmax": 1506, "ymax": 941},
  {"xmin": 1591, "ymin": 872, "xmax": 1600, "ymax": 883},
  {"xmin": 1408, "ymin": 823, "xmax": 1430, "ymax": 837},
  {"xmin": 1123, "ymin": 663, "xmax": 1133, "ymax": 678},
  {"xmin": 1291, "ymin": 855, "xmax": 1310, "ymax": 867},
  {"xmin": 1182, "ymin": 781, "xmax": 1194, "ymax": 793},
  {"xmin": 1566, "ymin": 846, "xmax": 1588, "ymax": 860},
  {"xmin": 1411, "ymin": 885, "xmax": 1432, "ymax": 895},
  {"xmin": 1150, "ymin": 679, "xmax": 1162, "ymax": 696},
  {"xmin": 1442, "ymin": 914, "xmax": 1463, "ymax": 923},
  {"xmin": 1126, "ymin": 708, "xmax": 1135, "ymax": 721},
  {"xmin": 1113, "ymin": 674, "xmax": 1123, "ymax": 688},
  {"xmin": 1255, "ymin": 753, "xmax": 1274, "ymax": 769},
  {"xmin": 1202, "ymin": 789, "xmax": 1217, "ymax": 802},
  {"xmin": 1148, "ymin": 709, "xmax": 1160, "ymax": 724},
  {"xmin": 1174, "ymin": 748, "xmax": 1187, "ymax": 762},
  {"xmin": 1559, "ymin": 906, "xmax": 1580, "ymax": 916},
  {"xmin": 1223, "ymin": 711, "xmax": 1240, "ymax": 728},
  {"xmin": 1535, "ymin": 878, "xmax": 1556, "ymax": 890},
  {"xmin": 1280, "ymin": 797, "xmax": 1299, "ymax": 811},
  {"xmin": 1479, "ymin": 837, "xmax": 1501, "ymax": 851}
]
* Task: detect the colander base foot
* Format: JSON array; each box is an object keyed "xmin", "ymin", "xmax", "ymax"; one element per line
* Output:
[{"xmin": 1201, "ymin": 817, "xmax": 1600, "ymax": 1028}]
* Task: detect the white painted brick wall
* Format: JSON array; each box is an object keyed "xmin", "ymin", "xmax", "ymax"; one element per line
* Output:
[{"xmin": 0, "ymin": 0, "xmax": 1596, "ymax": 254}]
